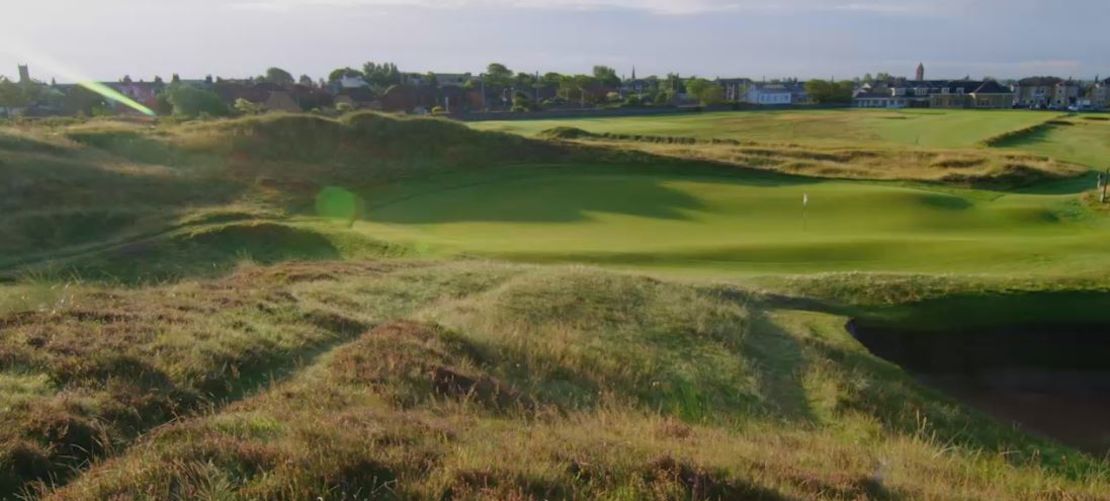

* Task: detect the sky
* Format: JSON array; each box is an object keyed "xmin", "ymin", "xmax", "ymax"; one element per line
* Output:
[{"xmin": 2, "ymin": 0, "xmax": 1108, "ymax": 83}]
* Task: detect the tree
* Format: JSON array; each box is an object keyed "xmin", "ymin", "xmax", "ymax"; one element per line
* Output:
[
  {"xmin": 166, "ymin": 84, "xmax": 229, "ymax": 118},
  {"xmin": 234, "ymin": 98, "xmax": 264, "ymax": 115},
  {"xmin": 484, "ymin": 63, "xmax": 513, "ymax": 89},
  {"xmin": 264, "ymin": 67, "xmax": 295, "ymax": 85},
  {"xmin": 513, "ymin": 72, "xmax": 537, "ymax": 89},
  {"xmin": 512, "ymin": 90, "xmax": 534, "ymax": 112},
  {"xmin": 664, "ymin": 73, "xmax": 683, "ymax": 93},
  {"xmin": 572, "ymin": 74, "xmax": 596, "ymax": 107},
  {"xmin": 363, "ymin": 62, "xmax": 401, "ymax": 89},
  {"xmin": 684, "ymin": 78, "xmax": 724, "ymax": 105},
  {"xmin": 61, "ymin": 85, "xmax": 106, "ymax": 116},
  {"xmin": 804, "ymin": 79, "xmax": 855, "ymax": 104},
  {"xmin": 592, "ymin": 65, "xmax": 620, "ymax": 87},
  {"xmin": 328, "ymin": 67, "xmax": 363, "ymax": 83},
  {"xmin": 299, "ymin": 74, "xmax": 314, "ymax": 86},
  {"xmin": 0, "ymin": 78, "xmax": 29, "ymax": 108},
  {"xmin": 542, "ymin": 72, "xmax": 563, "ymax": 87}
]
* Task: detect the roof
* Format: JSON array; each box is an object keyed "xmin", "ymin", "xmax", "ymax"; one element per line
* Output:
[
  {"xmin": 854, "ymin": 91, "xmax": 897, "ymax": 99},
  {"xmin": 1018, "ymin": 76, "xmax": 1064, "ymax": 86},
  {"xmin": 971, "ymin": 80, "xmax": 1012, "ymax": 94}
]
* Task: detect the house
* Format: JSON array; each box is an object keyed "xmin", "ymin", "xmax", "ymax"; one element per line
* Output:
[
  {"xmin": 745, "ymin": 81, "xmax": 806, "ymax": 105},
  {"xmin": 963, "ymin": 80, "xmax": 1014, "ymax": 108},
  {"xmin": 1012, "ymin": 77, "xmax": 1081, "ymax": 108},
  {"xmin": 338, "ymin": 75, "xmax": 369, "ymax": 89},
  {"xmin": 334, "ymin": 87, "xmax": 380, "ymax": 110},
  {"xmin": 718, "ymin": 78, "xmax": 752, "ymax": 102},
  {"xmin": 1083, "ymin": 78, "xmax": 1110, "ymax": 109},
  {"xmin": 106, "ymin": 79, "xmax": 165, "ymax": 111},
  {"xmin": 854, "ymin": 75, "xmax": 1013, "ymax": 109},
  {"xmin": 264, "ymin": 91, "xmax": 302, "ymax": 112}
]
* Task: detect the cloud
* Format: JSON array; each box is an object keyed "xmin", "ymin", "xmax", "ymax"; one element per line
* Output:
[{"xmin": 223, "ymin": 0, "xmax": 969, "ymax": 15}]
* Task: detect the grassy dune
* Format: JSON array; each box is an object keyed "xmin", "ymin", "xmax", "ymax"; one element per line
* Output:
[
  {"xmin": 0, "ymin": 262, "xmax": 1101, "ymax": 499},
  {"xmin": 2, "ymin": 111, "xmax": 1109, "ymax": 498}
]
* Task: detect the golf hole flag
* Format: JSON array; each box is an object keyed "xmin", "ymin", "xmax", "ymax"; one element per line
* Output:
[{"xmin": 803, "ymin": 193, "xmax": 809, "ymax": 207}]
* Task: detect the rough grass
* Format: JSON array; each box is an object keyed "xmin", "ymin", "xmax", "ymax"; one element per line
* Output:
[
  {"xmin": 0, "ymin": 261, "xmax": 1097, "ymax": 500},
  {"xmin": 4, "ymin": 111, "xmax": 1110, "ymax": 498},
  {"xmin": 565, "ymin": 133, "xmax": 1084, "ymax": 186}
]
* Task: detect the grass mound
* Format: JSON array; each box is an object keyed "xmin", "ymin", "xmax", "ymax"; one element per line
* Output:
[{"xmin": 16, "ymin": 262, "xmax": 1103, "ymax": 500}]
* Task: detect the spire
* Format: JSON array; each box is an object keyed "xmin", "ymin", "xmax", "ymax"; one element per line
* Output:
[
  {"xmin": 915, "ymin": 62, "xmax": 925, "ymax": 81},
  {"xmin": 631, "ymin": 66, "xmax": 636, "ymax": 80}
]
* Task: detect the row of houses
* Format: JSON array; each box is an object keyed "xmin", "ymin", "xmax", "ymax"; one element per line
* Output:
[{"xmin": 851, "ymin": 64, "xmax": 1110, "ymax": 110}]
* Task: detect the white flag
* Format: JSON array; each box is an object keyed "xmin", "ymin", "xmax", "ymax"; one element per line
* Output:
[{"xmin": 803, "ymin": 193, "xmax": 809, "ymax": 207}]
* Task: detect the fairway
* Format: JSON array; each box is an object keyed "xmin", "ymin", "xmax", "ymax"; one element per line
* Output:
[
  {"xmin": 353, "ymin": 164, "xmax": 1109, "ymax": 276},
  {"xmin": 1000, "ymin": 117, "xmax": 1110, "ymax": 168},
  {"xmin": 472, "ymin": 109, "xmax": 1060, "ymax": 149}
]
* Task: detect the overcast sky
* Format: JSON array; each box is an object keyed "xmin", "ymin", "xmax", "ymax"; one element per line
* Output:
[{"xmin": 2, "ymin": 0, "xmax": 1108, "ymax": 83}]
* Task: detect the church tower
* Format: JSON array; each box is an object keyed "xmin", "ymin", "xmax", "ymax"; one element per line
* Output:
[{"xmin": 915, "ymin": 62, "xmax": 925, "ymax": 81}]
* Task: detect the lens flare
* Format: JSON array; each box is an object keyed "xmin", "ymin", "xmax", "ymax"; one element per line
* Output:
[{"xmin": 1, "ymin": 41, "xmax": 155, "ymax": 116}]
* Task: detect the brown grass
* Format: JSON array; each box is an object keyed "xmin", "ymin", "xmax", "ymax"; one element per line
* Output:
[
  {"xmin": 0, "ymin": 261, "xmax": 1100, "ymax": 499},
  {"xmin": 603, "ymin": 140, "xmax": 1085, "ymax": 187}
]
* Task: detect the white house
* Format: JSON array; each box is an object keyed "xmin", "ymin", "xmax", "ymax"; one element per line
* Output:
[
  {"xmin": 746, "ymin": 82, "xmax": 797, "ymax": 105},
  {"xmin": 339, "ymin": 75, "xmax": 369, "ymax": 89}
]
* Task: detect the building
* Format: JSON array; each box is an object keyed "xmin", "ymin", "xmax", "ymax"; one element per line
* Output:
[
  {"xmin": 18, "ymin": 64, "xmax": 30, "ymax": 84},
  {"xmin": 1012, "ymin": 77, "xmax": 1082, "ymax": 108},
  {"xmin": 745, "ymin": 81, "xmax": 805, "ymax": 105},
  {"xmin": 107, "ymin": 78, "xmax": 165, "ymax": 111},
  {"xmin": 854, "ymin": 67, "xmax": 1013, "ymax": 109},
  {"xmin": 717, "ymin": 78, "xmax": 752, "ymax": 102},
  {"xmin": 338, "ymin": 75, "xmax": 369, "ymax": 89},
  {"xmin": 915, "ymin": 62, "xmax": 925, "ymax": 81},
  {"xmin": 1083, "ymin": 77, "xmax": 1110, "ymax": 109}
]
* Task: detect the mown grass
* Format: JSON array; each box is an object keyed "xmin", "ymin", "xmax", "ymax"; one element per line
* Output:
[
  {"xmin": 473, "ymin": 109, "xmax": 1059, "ymax": 149},
  {"xmin": 3, "ymin": 261, "xmax": 1098, "ymax": 500}
]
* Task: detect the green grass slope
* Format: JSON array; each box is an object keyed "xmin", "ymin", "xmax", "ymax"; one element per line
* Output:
[
  {"xmin": 2, "ymin": 112, "xmax": 1110, "ymax": 499},
  {"xmin": 352, "ymin": 164, "xmax": 1109, "ymax": 277}
]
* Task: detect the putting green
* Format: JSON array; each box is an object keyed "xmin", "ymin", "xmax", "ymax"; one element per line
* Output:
[
  {"xmin": 472, "ymin": 109, "xmax": 1058, "ymax": 149},
  {"xmin": 349, "ymin": 165, "xmax": 1110, "ymax": 276}
]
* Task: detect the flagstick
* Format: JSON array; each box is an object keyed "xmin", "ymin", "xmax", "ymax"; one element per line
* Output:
[{"xmin": 802, "ymin": 193, "xmax": 809, "ymax": 231}]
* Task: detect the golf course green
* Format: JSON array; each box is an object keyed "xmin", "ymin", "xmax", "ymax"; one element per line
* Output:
[{"xmin": 350, "ymin": 163, "xmax": 1107, "ymax": 276}]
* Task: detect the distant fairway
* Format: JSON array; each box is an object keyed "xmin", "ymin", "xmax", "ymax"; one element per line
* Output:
[
  {"xmin": 999, "ymin": 117, "xmax": 1110, "ymax": 168},
  {"xmin": 472, "ymin": 109, "xmax": 1060, "ymax": 149},
  {"xmin": 354, "ymin": 164, "xmax": 1109, "ymax": 276}
]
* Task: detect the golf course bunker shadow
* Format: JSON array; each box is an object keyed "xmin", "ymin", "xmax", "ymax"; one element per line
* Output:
[{"xmin": 847, "ymin": 314, "xmax": 1110, "ymax": 455}]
